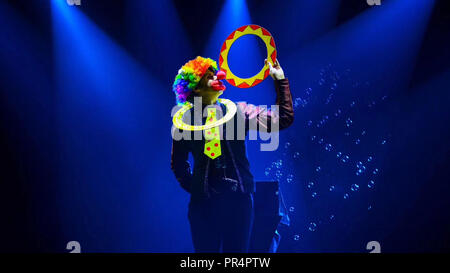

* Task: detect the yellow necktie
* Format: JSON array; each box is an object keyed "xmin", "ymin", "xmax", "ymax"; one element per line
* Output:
[{"xmin": 204, "ymin": 108, "xmax": 221, "ymax": 159}]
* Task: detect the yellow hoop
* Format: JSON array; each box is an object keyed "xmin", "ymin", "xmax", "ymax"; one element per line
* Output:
[
  {"xmin": 219, "ymin": 25, "xmax": 277, "ymax": 88},
  {"xmin": 172, "ymin": 98, "xmax": 237, "ymax": 131}
]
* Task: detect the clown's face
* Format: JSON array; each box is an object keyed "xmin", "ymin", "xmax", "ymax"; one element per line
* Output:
[{"xmin": 194, "ymin": 66, "xmax": 226, "ymax": 99}]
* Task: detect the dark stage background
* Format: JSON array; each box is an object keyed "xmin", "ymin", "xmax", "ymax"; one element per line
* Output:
[{"xmin": 1, "ymin": 0, "xmax": 449, "ymax": 252}]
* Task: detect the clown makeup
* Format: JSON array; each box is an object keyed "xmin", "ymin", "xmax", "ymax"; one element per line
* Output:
[
  {"xmin": 193, "ymin": 66, "xmax": 227, "ymax": 104},
  {"xmin": 198, "ymin": 67, "xmax": 226, "ymax": 92}
]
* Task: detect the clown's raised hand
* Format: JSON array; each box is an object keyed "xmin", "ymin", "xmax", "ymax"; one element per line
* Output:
[{"xmin": 265, "ymin": 58, "xmax": 285, "ymax": 80}]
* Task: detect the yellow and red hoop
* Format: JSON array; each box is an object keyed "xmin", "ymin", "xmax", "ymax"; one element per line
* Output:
[{"xmin": 219, "ymin": 25, "xmax": 277, "ymax": 88}]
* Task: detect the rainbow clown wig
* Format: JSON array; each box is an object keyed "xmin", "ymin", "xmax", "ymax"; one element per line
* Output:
[{"xmin": 172, "ymin": 56, "xmax": 218, "ymax": 106}]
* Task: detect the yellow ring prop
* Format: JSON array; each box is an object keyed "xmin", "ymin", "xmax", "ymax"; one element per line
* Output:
[
  {"xmin": 172, "ymin": 98, "xmax": 237, "ymax": 131},
  {"xmin": 219, "ymin": 25, "xmax": 277, "ymax": 88}
]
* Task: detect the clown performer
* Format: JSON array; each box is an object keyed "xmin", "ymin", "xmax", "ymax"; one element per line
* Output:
[{"xmin": 170, "ymin": 56, "xmax": 294, "ymax": 253}]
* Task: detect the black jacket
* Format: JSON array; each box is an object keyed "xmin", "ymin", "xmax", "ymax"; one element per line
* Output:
[{"xmin": 171, "ymin": 78, "xmax": 294, "ymax": 201}]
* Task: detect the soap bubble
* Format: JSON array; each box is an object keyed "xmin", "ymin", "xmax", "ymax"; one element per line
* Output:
[
  {"xmin": 275, "ymin": 170, "xmax": 283, "ymax": 179},
  {"xmin": 286, "ymin": 174, "xmax": 294, "ymax": 183},
  {"xmin": 368, "ymin": 180, "xmax": 375, "ymax": 188},
  {"xmin": 344, "ymin": 193, "xmax": 349, "ymax": 199},
  {"xmin": 289, "ymin": 206, "xmax": 295, "ymax": 212},
  {"xmin": 355, "ymin": 138, "xmax": 360, "ymax": 145},
  {"xmin": 274, "ymin": 159, "xmax": 282, "ymax": 169},
  {"xmin": 294, "ymin": 234, "xmax": 300, "ymax": 241},
  {"xmin": 329, "ymin": 185, "xmax": 335, "ymax": 191},
  {"xmin": 315, "ymin": 166, "xmax": 321, "ymax": 172},
  {"xmin": 307, "ymin": 181, "xmax": 314, "ymax": 189},
  {"xmin": 311, "ymin": 192, "xmax": 318, "ymax": 198},
  {"xmin": 336, "ymin": 152, "xmax": 342, "ymax": 158},
  {"xmin": 265, "ymin": 167, "xmax": 271, "ymax": 176},
  {"xmin": 293, "ymin": 152, "xmax": 300, "ymax": 159},
  {"xmin": 367, "ymin": 156, "xmax": 373, "ymax": 162},
  {"xmin": 373, "ymin": 168, "xmax": 379, "ymax": 175},
  {"xmin": 284, "ymin": 142, "xmax": 291, "ymax": 149},
  {"xmin": 308, "ymin": 222, "xmax": 317, "ymax": 232},
  {"xmin": 325, "ymin": 144, "xmax": 333, "ymax": 151},
  {"xmin": 351, "ymin": 184, "xmax": 360, "ymax": 191},
  {"xmin": 346, "ymin": 118, "xmax": 353, "ymax": 127}
]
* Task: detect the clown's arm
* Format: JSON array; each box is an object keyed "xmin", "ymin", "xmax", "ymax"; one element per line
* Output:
[
  {"xmin": 237, "ymin": 59, "xmax": 294, "ymax": 132},
  {"xmin": 170, "ymin": 137, "xmax": 192, "ymax": 193}
]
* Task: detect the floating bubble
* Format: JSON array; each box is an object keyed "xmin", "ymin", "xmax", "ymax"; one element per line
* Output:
[
  {"xmin": 361, "ymin": 130, "xmax": 366, "ymax": 136},
  {"xmin": 318, "ymin": 138, "xmax": 324, "ymax": 144},
  {"xmin": 351, "ymin": 184, "xmax": 360, "ymax": 191},
  {"xmin": 274, "ymin": 159, "xmax": 282, "ymax": 169},
  {"xmin": 311, "ymin": 192, "xmax": 317, "ymax": 198},
  {"xmin": 315, "ymin": 166, "xmax": 321, "ymax": 172},
  {"xmin": 367, "ymin": 156, "xmax": 373, "ymax": 162},
  {"xmin": 325, "ymin": 144, "xmax": 333, "ymax": 151},
  {"xmin": 311, "ymin": 135, "xmax": 316, "ymax": 141},
  {"xmin": 293, "ymin": 152, "xmax": 300, "ymax": 159},
  {"xmin": 346, "ymin": 118, "xmax": 353, "ymax": 127},
  {"xmin": 275, "ymin": 170, "xmax": 283, "ymax": 179},
  {"xmin": 286, "ymin": 174, "xmax": 294, "ymax": 183},
  {"xmin": 308, "ymin": 222, "xmax": 317, "ymax": 232},
  {"xmin": 329, "ymin": 185, "xmax": 335, "ymax": 191},
  {"xmin": 284, "ymin": 142, "xmax": 291, "ymax": 149},
  {"xmin": 355, "ymin": 138, "xmax": 360, "ymax": 145},
  {"xmin": 265, "ymin": 167, "xmax": 271, "ymax": 176},
  {"xmin": 350, "ymin": 101, "xmax": 355, "ymax": 107},
  {"xmin": 294, "ymin": 234, "xmax": 300, "ymax": 241},
  {"xmin": 289, "ymin": 207, "xmax": 295, "ymax": 212},
  {"xmin": 368, "ymin": 205, "xmax": 372, "ymax": 211},
  {"xmin": 368, "ymin": 180, "xmax": 375, "ymax": 188},
  {"xmin": 344, "ymin": 193, "xmax": 349, "ymax": 199},
  {"xmin": 307, "ymin": 120, "xmax": 313, "ymax": 126},
  {"xmin": 330, "ymin": 215, "xmax": 335, "ymax": 220},
  {"xmin": 381, "ymin": 140, "xmax": 387, "ymax": 145},
  {"xmin": 373, "ymin": 168, "xmax": 379, "ymax": 175},
  {"xmin": 307, "ymin": 181, "xmax": 314, "ymax": 189},
  {"xmin": 337, "ymin": 152, "xmax": 342, "ymax": 158}
]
